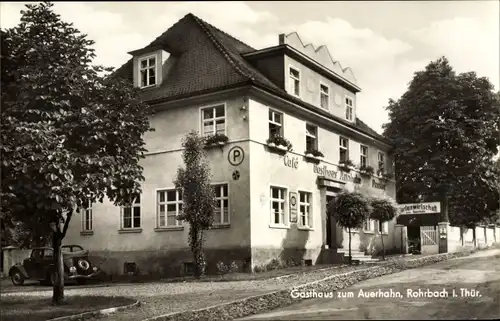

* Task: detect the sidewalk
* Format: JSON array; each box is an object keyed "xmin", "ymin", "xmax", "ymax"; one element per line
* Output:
[{"xmin": 2, "ymin": 263, "xmax": 375, "ymax": 321}]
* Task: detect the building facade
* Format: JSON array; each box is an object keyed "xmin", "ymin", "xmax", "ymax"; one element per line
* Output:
[{"xmin": 64, "ymin": 13, "xmax": 396, "ymax": 277}]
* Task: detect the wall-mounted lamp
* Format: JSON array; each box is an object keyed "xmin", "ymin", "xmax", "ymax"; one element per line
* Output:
[
  {"xmin": 242, "ymin": 115, "xmax": 247, "ymax": 121},
  {"xmin": 240, "ymin": 105, "xmax": 247, "ymax": 111}
]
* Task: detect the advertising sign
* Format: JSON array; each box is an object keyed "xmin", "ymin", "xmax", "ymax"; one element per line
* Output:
[{"xmin": 397, "ymin": 202, "xmax": 441, "ymax": 215}]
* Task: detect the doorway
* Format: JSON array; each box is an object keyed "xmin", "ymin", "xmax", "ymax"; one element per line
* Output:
[{"xmin": 326, "ymin": 195, "xmax": 335, "ymax": 248}]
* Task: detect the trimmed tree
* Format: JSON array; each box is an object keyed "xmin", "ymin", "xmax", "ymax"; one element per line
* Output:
[
  {"xmin": 369, "ymin": 197, "xmax": 399, "ymax": 260},
  {"xmin": 1, "ymin": 2, "xmax": 152, "ymax": 304},
  {"xmin": 383, "ymin": 57, "xmax": 500, "ymax": 226},
  {"xmin": 174, "ymin": 131, "xmax": 217, "ymax": 278},
  {"xmin": 328, "ymin": 191, "xmax": 371, "ymax": 264}
]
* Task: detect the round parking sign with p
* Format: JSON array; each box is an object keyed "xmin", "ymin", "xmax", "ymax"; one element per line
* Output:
[{"xmin": 228, "ymin": 146, "xmax": 244, "ymax": 166}]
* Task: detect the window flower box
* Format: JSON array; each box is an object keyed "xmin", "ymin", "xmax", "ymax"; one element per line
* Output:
[
  {"xmin": 359, "ymin": 165, "xmax": 375, "ymax": 178},
  {"xmin": 339, "ymin": 159, "xmax": 355, "ymax": 172},
  {"xmin": 381, "ymin": 172, "xmax": 394, "ymax": 181},
  {"xmin": 266, "ymin": 135, "xmax": 292, "ymax": 153},
  {"xmin": 204, "ymin": 133, "xmax": 229, "ymax": 148},
  {"xmin": 304, "ymin": 149, "xmax": 324, "ymax": 163}
]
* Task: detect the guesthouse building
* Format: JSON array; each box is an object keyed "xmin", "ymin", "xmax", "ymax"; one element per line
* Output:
[{"xmin": 64, "ymin": 13, "xmax": 397, "ymax": 277}]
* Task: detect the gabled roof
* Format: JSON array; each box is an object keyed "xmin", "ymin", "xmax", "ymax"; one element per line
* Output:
[{"xmin": 113, "ymin": 13, "xmax": 388, "ymax": 144}]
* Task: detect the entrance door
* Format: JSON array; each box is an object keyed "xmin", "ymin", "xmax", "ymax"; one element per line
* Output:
[
  {"xmin": 326, "ymin": 195, "xmax": 335, "ymax": 248},
  {"xmin": 420, "ymin": 226, "xmax": 439, "ymax": 255}
]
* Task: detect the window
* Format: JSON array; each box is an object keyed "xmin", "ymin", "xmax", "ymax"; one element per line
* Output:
[
  {"xmin": 289, "ymin": 67, "xmax": 300, "ymax": 96},
  {"xmin": 345, "ymin": 97, "xmax": 353, "ymax": 121},
  {"xmin": 305, "ymin": 124, "xmax": 318, "ymax": 151},
  {"xmin": 81, "ymin": 201, "xmax": 93, "ymax": 232},
  {"xmin": 378, "ymin": 152, "xmax": 385, "ymax": 172},
  {"xmin": 269, "ymin": 109, "xmax": 283, "ymax": 138},
  {"xmin": 270, "ymin": 187, "xmax": 286, "ymax": 225},
  {"xmin": 320, "ymin": 84, "xmax": 329, "ymax": 109},
  {"xmin": 121, "ymin": 194, "xmax": 141, "ymax": 229},
  {"xmin": 44, "ymin": 249, "xmax": 53, "ymax": 259},
  {"xmin": 363, "ymin": 219, "xmax": 376, "ymax": 232},
  {"xmin": 201, "ymin": 105, "xmax": 225, "ymax": 137},
  {"xmin": 157, "ymin": 189, "xmax": 183, "ymax": 228},
  {"xmin": 213, "ymin": 184, "xmax": 229, "ymax": 225},
  {"xmin": 381, "ymin": 221, "xmax": 389, "ymax": 234},
  {"xmin": 298, "ymin": 191, "xmax": 312, "ymax": 228},
  {"xmin": 139, "ymin": 56, "xmax": 156, "ymax": 87},
  {"xmin": 360, "ymin": 145, "xmax": 368, "ymax": 168},
  {"xmin": 339, "ymin": 137, "xmax": 349, "ymax": 163}
]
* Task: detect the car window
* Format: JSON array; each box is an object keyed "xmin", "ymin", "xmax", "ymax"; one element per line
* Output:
[
  {"xmin": 31, "ymin": 249, "xmax": 43, "ymax": 260},
  {"xmin": 44, "ymin": 249, "xmax": 54, "ymax": 258},
  {"xmin": 73, "ymin": 245, "xmax": 84, "ymax": 251}
]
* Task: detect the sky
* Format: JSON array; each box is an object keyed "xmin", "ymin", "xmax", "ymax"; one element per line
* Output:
[{"xmin": 1, "ymin": 1, "xmax": 499, "ymax": 136}]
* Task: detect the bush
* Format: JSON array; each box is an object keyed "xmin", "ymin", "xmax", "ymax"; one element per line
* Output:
[
  {"xmin": 229, "ymin": 261, "xmax": 239, "ymax": 273},
  {"xmin": 216, "ymin": 261, "xmax": 229, "ymax": 275}
]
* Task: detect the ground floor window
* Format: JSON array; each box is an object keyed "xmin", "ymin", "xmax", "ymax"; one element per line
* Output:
[
  {"xmin": 157, "ymin": 189, "xmax": 183, "ymax": 228},
  {"xmin": 81, "ymin": 201, "xmax": 93, "ymax": 232},
  {"xmin": 270, "ymin": 186, "xmax": 287, "ymax": 226},
  {"xmin": 298, "ymin": 191, "xmax": 312, "ymax": 228},
  {"xmin": 121, "ymin": 194, "xmax": 141, "ymax": 229},
  {"xmin": 363, "ymin": 219, "xmax": 377, "ymax": 233},
  {"xmin": 213, "ymin": 184, "xmax": 229, "ymax": 225}
]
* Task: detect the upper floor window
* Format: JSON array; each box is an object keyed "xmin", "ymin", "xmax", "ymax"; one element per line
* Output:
[
  {"xmin": 345, "ymin": 97, "xmax": 353, "ymax": 121},
  {"xmin": 339, "ymin": 137, "xmax": 349, "ymax": 163},
  {"xmin": 270, "ymin": 186, "xmax": 287, "ymax": 226},
  {"xmin": 157, "ymin": 189, "xmax": 183, "ymax": 228},
  {"xmin": 289, "ymin": 66, "xmax": 300, "ymax": 97},
  {"xmin": 298, "ymin": 191, "xmax": 312, "ymax": 228},
  {"xmin": 81, "ymin": 201, "xmax": 93, "ymax": 232},
  {"xmin": 360, "ymin": 145, "xmax": 368, "ymax": 168},
  {"xmin": 213, "ymin": 184, "xmax": 229, "ymax": 225},
  {"xmin": 121, "ymin": 194, "xmax": 141, "ymax": 229},
  {"xmin": 201, "ymin": 105, "xmax": 225, "ymax": 137},
  {"xmin": 269, "ymin": 109, "xmax": 283, "ymax": 138},
  {"xmin": 378, "ymin": 152, "xmax": 385, "ymax": 172},
  {"xmin": 320, "ymin": 84, "xmax": 329, "ymax": 109},
  {"xmin": 305, "ymin": 124, "xmax": 318, "ymax": 151},
  {"xmin": 139, "ymin": 56, "xmax": 156, "ymax": 88}
]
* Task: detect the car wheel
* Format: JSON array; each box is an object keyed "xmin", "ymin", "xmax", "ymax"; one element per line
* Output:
[{"xmin": 11, "ymin": 270, "xmax": 25, "ymax": 286}]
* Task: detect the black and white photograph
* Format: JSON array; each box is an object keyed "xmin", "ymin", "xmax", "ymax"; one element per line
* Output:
[{"xmin": 1, "ymin": 1, "xmax": 499, "ymax": 320}]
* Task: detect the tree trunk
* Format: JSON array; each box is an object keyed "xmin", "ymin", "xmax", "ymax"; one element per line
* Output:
[
  {"xmin": 52, "ymin": 233, "xmax": 64, "ymax": 305},
  {"xmin": 348, "ymin": 227, "xmax": 352, "ymax": 265},
  {"xmin": 380, "ymin": 222, "xmax": 386, "ymax": 260},
  {"xmin": 191, "ymin": 228, "xmax": 206, "ymax": 279}
]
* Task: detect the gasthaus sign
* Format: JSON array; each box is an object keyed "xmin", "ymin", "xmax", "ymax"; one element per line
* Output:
[{"xmin": 397, "ymin": 202, "xmax": 441, "ymax": 215}]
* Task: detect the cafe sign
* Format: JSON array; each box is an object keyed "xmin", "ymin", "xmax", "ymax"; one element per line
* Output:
[{"xmin": 397, "ymin": 202, "xmax": 441, "ymax": 215}]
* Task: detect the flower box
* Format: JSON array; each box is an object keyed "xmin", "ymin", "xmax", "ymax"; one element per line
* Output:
[
  {"xmin": 204, "ymin": 133, "xmax": 229, "ymax": 148},
  {"xmin": 266, "ymin": 135, "xmax": 292, "ymax": 153},
  {"xmin": 339, "ymin": 159, "xmax": 355, "ymax": 172},
  {"xmin": 359, "ymin": 165, "xmax": 375, "ymax": 177},
  {"xmin": 304, "ymin": 149, "xmax": 324, "ymax": 163}
]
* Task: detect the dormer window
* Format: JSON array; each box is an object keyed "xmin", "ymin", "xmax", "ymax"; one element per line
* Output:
[
  {"xmin": 139, "ymin": 56, "xmax": 156, "ymax": 88},
  {"xmin": 288, "ymin": 66, "xmax": 300, "ymax": 97},
  {"xmin": 320, "ymin": 83, "xmax": 329, "ymax": 109},
  {"xmin": 345, "ymin": 96, "xmax": 354, "ymax": 121}
]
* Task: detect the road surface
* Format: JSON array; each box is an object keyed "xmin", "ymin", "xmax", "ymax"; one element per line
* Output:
[{"xmin": 240, "ymin": 249, "xmax": 500, "ymax": 320}]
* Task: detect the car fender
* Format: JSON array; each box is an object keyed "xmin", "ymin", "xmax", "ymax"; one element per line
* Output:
[{"xmin": 9, "ymin": 264, "xmax": 29, "ymax": 279}]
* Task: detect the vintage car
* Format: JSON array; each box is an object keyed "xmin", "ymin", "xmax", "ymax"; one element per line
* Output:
[{"xmin": 9, "ymin": 245, "xmax": 102, "ymax": 286}]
